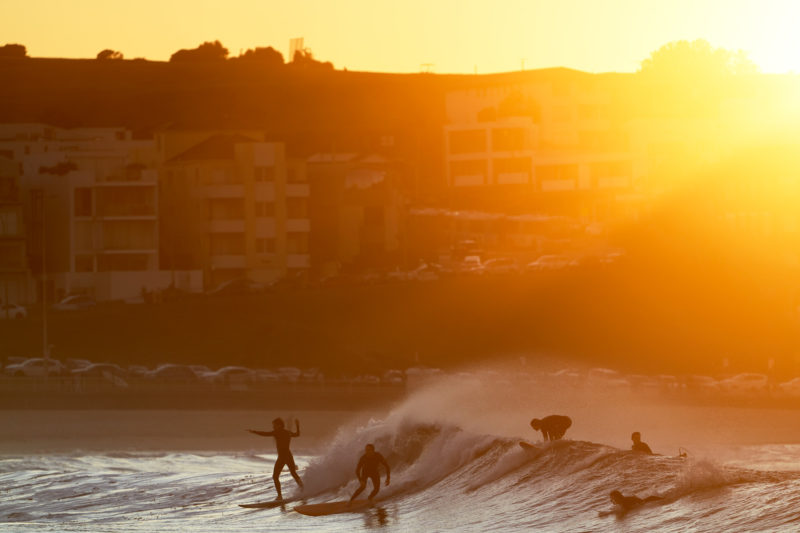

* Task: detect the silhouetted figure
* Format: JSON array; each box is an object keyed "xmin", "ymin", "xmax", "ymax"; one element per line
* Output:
[
  {"xmin": 631, "ymin": 432, "xmax": 653, "ymax": 454},
  {"xmin": 248, "ymin": 418, "xmax": 304, "ymax": 500},
  {"xmin": 530, "ymin": 415, "xmax": 572, "ymax": 441},
  {"xmin": 609, "ymin": 490, "xmax": 662, "ymax": 511},
  {"xmin": 349, "ymin": 444, "xmax": 390, "ymax": 503}
]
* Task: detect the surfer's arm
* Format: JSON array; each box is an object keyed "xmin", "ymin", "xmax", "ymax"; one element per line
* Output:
[
  {"xmin": 380, "ymin": 456, "xmax": 391, "ymax": 485},
  {"xmin": 291, "ymin": 420, "xmax": 300, "ymax": 437},
  {"xmin": 247, "ymin": 429, "xmax": 274, "ymax": 437},
  {"xmin": 355, "ymin": 457, "xmax": 364, "ymax": 479}
]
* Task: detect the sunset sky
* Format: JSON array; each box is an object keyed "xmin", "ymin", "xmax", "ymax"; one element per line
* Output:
[{"xmin": 3, "ymin": 0, "xmax": 800, "ymax": 74}]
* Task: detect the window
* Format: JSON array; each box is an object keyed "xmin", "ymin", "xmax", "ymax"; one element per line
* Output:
[
  {"xmin": 287, "ymin": 198, "xmax": 307, "ymax": 218},
  {"xmin": 75, "ymin": 254, "xmax": 94, "ymax": 272},
  {"xmin": 254, "ymin": 166, "xmax": 275, "ymax": 182},
  {"xmin": 209, "ymin": 233, "xmax": 245, "ymax": 255},
  {"xmin": 255, "ymin": 201, "xmax": 275, "ymax": 217},
  {"xmin": 255, "ymin": 238, "xmax": 275, "ymax": 254},
  {"xmin": 286, "ymin": 233, "xmax": 309, "ymax": 254},
  {"xmin": 449, "ymin": 130, "xmax": 487, "ymax": 154},
  {"xmin": 74, "ymin": 188, "xmax": 93, "ymax": 217}
]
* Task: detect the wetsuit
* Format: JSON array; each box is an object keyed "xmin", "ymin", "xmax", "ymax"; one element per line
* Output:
[
  {"xmin": 614, "ymin": 494, "xmax": 661, "ymax": 511},
  {"xmin": 632, "ymin": 441, "xmax": 653, "ymax": 454},
  {"xmin": 533, "ymin": 415, "xmax": 572, "ymax": 441},
  {"xmin": 250, "ymin": 427, "xmax": 303, "ymax": 498},
  {"xmin": 351, "ymin": 452, "xmax": 390, "ymax": 501}
]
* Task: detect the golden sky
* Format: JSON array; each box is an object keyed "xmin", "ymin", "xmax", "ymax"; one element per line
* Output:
[{"xmin": 3, "ymin": 0, "xmax": 800, "ymax": 73}]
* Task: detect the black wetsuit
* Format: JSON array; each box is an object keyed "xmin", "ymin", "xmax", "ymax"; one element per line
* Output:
[
  {"xmin": 537, "ymin": 415, "xmax": 572, "ymax": 441},
  {"xmin": 351, "ymin": 452, "xmax": 389, "ymax": 501},
  {"xmin": 615, "ymin": 494, "xmax": 661, "ymax": 511},
  {"xmin": 632, "ymin": 441, "xmax": 653, "ymax": 454},
  {"xmin": 251, "ymin": 428, "xmax": 300, "ymax": 475}
]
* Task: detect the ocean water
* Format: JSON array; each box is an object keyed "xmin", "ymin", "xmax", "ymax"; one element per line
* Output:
[{"xmin": 3, "ymin": 370, "xmax": 800, "ymax": 532}]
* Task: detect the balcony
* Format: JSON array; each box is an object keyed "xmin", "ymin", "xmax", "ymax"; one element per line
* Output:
[
  {"xmin": 286, "ymin": 218, "xmax": 310, "ymax": 232},
  {"xmin": 286, "ymin": 183, "xmax": 310, "ymax": 197},
  {"xmin": 496, "ymin": 172, "xmax": 530, "ymax": 185},
  {"xmin": 210, "ymin": 254, "xmax": 246, "ymax": 269},
  {"xmin": 287, "ymin": 254, "xmax": 310, "ymax": 268},
  {"xmin": 205, "ymin": 184, "xmax": 245, "ymax": 198},
  {"xmin": 208, "ymin": 219, "xmax": 245, "ymax": 233}
]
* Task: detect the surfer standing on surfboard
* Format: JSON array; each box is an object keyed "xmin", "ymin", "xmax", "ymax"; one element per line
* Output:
[
  {"xmin": 247, "ymin": 418, "xmax": 304, "ymax": 501},
  {"xmin": 530, "ymin": 415, "xmax": 572, "ymax": 441},
  {"xmin": 349, "ymin": 444, "xmax": 390, "ymax": 504}
]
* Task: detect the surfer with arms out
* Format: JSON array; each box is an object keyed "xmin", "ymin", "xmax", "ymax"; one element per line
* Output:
[
  {"xmin": 530, "ymin": 415, "xmax": 572, "ymax": 441},
  {"xmin": 349, "ymin": 444, "xmax": 390, "ymax": 504},
  {"xmin": 247, "ymin": 418, "xmax": 304, "ymax": 501}
]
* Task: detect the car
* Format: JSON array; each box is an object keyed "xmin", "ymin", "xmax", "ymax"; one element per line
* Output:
[
  {"xmin": 718, "ymin": 373, "xmax": 768, "ymax": 395},
  {"xmin": 205, "ymin": 278, "xmax": 267, "ymax": 297},
  {"xmin": 408, "ymin": 263, "xmax": 441, "ymax": 282},
  {"xmin": 145, "ymin": 364, "xmax": 198, "ymax": 381},
  {"xmin": 52, "ymin": 294, "xmax": 96, "ymax": 311},
  {"xmin": 778, "ymin": 377, "xmax": 800, "ymax": 397},
  {"xmin": 586, "ymin": 367, "xmax": 631, "ymax": 392},
  {"xmin": 200, "ymin": 366, "xmax": 256, "ymax": 386},
  {"xmin": 482, "ymin": 258, "xmax": 520, "ymax": 275},
  {"xmin": 685, "ymin": 375, "xmax": 720, "ymax": 394},
  {"xmin": 0, "ymin": 303, "xmax": 27, "ymax": 319},
  {"xmin": 71, "ymin": 363, "xmax": 128, "ymax": 378},
  {"xmin": 526, "ymin": 255, "xmax": 575, "ymax": 272},
  {"xmin": 3, "ymin": 358, "xmax": 66, "ymax": 377},
  {"xmin": 457, "ymin": 255, "xmax": 484, "ymax": 275},
  {"xmin": 64, "ymin": 358, "xmax": 93, "ymax": 370}
]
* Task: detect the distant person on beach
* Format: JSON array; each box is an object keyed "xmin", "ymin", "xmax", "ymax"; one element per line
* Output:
[
  {"xmin": 631, "ymin": 432, "xmax": 653, "ymax": 454},
  {"xmin": 530, "ymin": 415, "xmax": 572, "ymax": 441},
  {"xmin": 247, "ymin": 418, "xmax": 304, "ymax": 500},
  {"xmin": 609, "ymin": 490, "xmax": 662, "ymax": 511},
  {"xmin": 349, "ymin": 444, "xmax": 390, "ymax": 504}
]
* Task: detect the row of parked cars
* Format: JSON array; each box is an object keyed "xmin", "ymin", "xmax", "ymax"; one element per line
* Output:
[
  {"xmin": 545, "ymin": 367, "xmax": 800, "ymax": 398},
  {"xmin": 0, "ymin": 357, "xmax": 408, "ymax": 389}
]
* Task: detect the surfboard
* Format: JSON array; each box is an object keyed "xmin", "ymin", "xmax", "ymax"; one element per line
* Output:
[
  {"xmin": 239, "ymin": 499, "xmax": 293, "ymax": 509},
  {"xmin": 294, "ymin": 500, "xmax": 371, "ymax": 516},
  {"xmin": 519, "ymin": 441, "xmax": 537, "ymax": 451}
]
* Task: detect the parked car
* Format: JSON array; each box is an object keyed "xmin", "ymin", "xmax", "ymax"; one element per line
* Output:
[
  {"xmin": 718, "ymin": 373, "xmax": 768, "ymax": 395},
  {"xmin": 526, "ymin": 255, "xmax": 575, "ymax": 272},
  {"xmin": 205, "ymin": 278, "xmax": 267, "ymax": 297},
  {"xmin": 71, "ymin": 363, "xmax": 128, "ymax": 378},
  {"xmin": 64, "ymin": 358, "xmax": 92, "ymax": 370},
  {"xmin": 482, "ymin": 258, "xmax": 519, "ymax": 275},
  {"xmin": 685, "ymin": 375, "xmax": 720, "ymax": 394},
  {"xmin": 408, "ymin": 263, "xmax": 441, "ymax": 282},
  {"xmin": 458, "ymin": 255, "xmax": 484, "ymax": 275},
  {"xmin": 4, "ymin": 358, "xmax": 66, "ymax": 377},
  {"xmin": 586, "ymin": 367, "xmax": 631, "ymax": 392},
  {"xmin": 0, "ymin": 303, "xmax": 27, "ymax": 319},
  {"xmin": 52, "ymin": 295, "xmax": 96, "ymax": 311},
  {"xmin": 145, "ymin": 364, "xmax": 198, "ymax": 381},
  {"xmin": 200, "ymin": 366, "xmax": 256, "ymax": 386},
  {"xmin": 778, "ymin": 377, "xmax": 800, "ymax": 397}
]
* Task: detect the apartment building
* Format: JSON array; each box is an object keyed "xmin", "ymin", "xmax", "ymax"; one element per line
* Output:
[
  {"xmin": 0, "ymin": 124, "xmax": 198, "ymax": 302},
  {"xmin": 443, "ymin": 73, "xmax": 643, "ymax": 220},
  {"xmin": 159, "ymin": 132, "xmax": 310, "ymax": 288},
  {"xmin": 0, "ymin": 154, "xmax": 31, "ymax": 306},
  {"xmin": 307, "ymin": 153, "xmax": 407, "ymax": 274}
]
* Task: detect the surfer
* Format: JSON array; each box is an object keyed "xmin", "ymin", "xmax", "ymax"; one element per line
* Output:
[
  {"xmin": 530, "ymin": 415, "xmax": 572, "ymax": 441},
  {"xmin": 609, "ymin": 490, "xmax": 662, "ymax": 511},
  {"xmin": 349, "ymin": 444, "xmax": 390, "ymax": 504},
  {"xmin": 631, "ymin": 431, "xmax": 653, "ymax": 454},
  {"xmin": 247, "ymin": 418, "xmax": 304, "ymax": 500}
]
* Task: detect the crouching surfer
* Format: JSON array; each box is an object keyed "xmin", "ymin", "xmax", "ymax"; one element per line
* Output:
[
  {"xmin": 247, "ymin": 418, "xmax": 304, "ymax": 501},
  {"xmin": 530, "ymin": 415, "xmax": 572, "ymax": 441},
  {"xmin": 349, "ymin": 444, "xmax": 390, "ymax": 504},
  {"xmin": 609, "ymin": 490, "xmax": 662, "ymax": 511}
]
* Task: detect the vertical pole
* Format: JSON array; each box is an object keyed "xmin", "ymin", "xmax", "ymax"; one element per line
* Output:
[{"xmin": 42, "ymin": 191, "xmax": 48, "ymax": 362}]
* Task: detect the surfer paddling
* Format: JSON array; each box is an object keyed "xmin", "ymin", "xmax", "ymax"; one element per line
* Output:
[
  {"xmin": 530, "ymin": 415, "xmax": 572, "ymax": 441},
  {"xmin": 349, "ymin": 444, "xmax": 390, "ymax": 504},
  {"xmin": 247, "ymin": 418, "xmax": 304, "ymax": 501},
  {"xmin": 609, "ymin": 490, "xmax": 662, "ymax": 511}
]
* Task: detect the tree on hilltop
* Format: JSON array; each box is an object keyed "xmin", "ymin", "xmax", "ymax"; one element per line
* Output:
[
  {"xmin": 0, "ymin": 43, "xmax": 27, "ymax": 58},
  {"xmin": 235, "ymin": 46, "xmax": 284, "ymax": 66},
  {"xmin": 96, "ymin": 49, "xmax": 124, "ymax": 60},
  {"xmin": 290, "ymin": 49, "xmax": 333, "ymax": 71},
  {"xmin": 170, "ymin": 40, "xmax": 229, "ymax": 62},
  {"xmin": 639, "ymin": 39, "xmax": 758, "ymax": 78}
]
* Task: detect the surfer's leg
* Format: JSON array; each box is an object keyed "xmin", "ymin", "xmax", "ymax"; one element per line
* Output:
[
  {"xmin": 367, "ymin": 474, "xmax": 380, "ymax": 500},
  {"xmin": 273, "ymin": 458, "xmax": 286, "ymax": 500},
  {"xmin": 287, "ymin": 456, "xmax": 304, "ymax": 490},
  {"xmin": 350, "ymin": 479, "xmax": 367, "ymax": 502}
]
